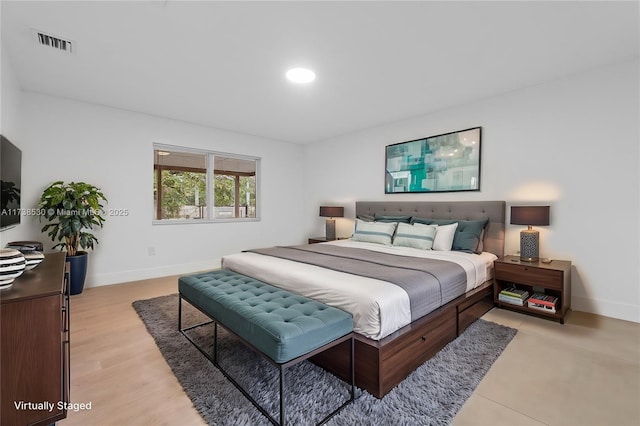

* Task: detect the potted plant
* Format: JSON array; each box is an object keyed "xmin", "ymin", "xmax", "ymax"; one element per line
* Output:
[{"xmin": 38, "ymin": 181, "xmax": 107, "ymax": 295}]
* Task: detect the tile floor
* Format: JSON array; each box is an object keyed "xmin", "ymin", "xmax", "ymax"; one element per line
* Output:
[
  {"xmin": 65, "ymin": 278, "xmax": 640, "ymax": 425},
  {"xmin": 453, "ymin": 308, "xmax": 640, "ymax": 426}
]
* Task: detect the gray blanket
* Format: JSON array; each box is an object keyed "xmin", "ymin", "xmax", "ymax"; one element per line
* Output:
[{"xmin": 246, "ymin": 244, "xmax": 467, "ymax": 321}]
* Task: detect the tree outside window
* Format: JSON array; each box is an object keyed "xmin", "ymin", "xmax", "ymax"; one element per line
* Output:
[{"xmin": 153, "ymin": 147, "xmax": 258, "ymax": 221}]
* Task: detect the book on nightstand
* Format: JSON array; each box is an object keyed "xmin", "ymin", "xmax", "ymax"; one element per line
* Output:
[
  {"xmin": 500, "ymin": 286, "xmax": 530, "ymax": 299},
  {"xmin": 498, "ymin": 294, "xmax": 525, "ymax": 306},
  {"xmin": 528, "ymin": 293, "xmax": 558, "ymax": 308},
  {"xmin": 527, "ymin": 300, "xmax": 557, "ymax": 314},
  {"xmin": 498, "ymin": 286, "xmax": 530, "ymax": 306}
]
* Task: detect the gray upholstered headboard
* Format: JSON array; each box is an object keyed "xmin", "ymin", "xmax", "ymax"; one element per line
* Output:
[{"xmin": 355, "ymin": 200, "xmax": 506, "ymax": 257}]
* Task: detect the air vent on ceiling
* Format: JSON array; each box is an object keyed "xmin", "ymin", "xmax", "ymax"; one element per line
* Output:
[{"xmin": 32, "ymin": 30, "xmax": 74, "ymax": 54}]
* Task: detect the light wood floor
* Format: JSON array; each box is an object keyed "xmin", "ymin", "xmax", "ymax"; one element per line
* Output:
[{"xmin": 65, "ymin": 276, "xmax": 639, "ymax": 426}]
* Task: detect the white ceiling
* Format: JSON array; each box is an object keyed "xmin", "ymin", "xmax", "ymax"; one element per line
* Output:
[{"xmin": 2, "ymin": 1, "xmax": 638, "ymax": 144}]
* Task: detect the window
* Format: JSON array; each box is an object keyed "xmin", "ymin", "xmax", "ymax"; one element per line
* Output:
[{"xmin": 153, "ymin": 145, "xmax": 259, "ymax": 222}]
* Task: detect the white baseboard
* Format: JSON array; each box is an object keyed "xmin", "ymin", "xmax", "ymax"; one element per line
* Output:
[
  {"xmin": 572, "ymin": 295, "xmax": 639, "ymax": 323},
  {"xmin": 85, "ymin": 258, "xmax": 222, "ymax": 288}
]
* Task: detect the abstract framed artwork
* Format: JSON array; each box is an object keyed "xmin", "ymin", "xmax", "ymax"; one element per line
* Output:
[{"xmin": 385, "ymin": 127, "xmax": 482, "ymax": 193}]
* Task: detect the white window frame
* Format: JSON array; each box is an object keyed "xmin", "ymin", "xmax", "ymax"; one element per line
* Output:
[{"xmin": 153, "ymin": 143, "xmax": 261, "ymax": 225}]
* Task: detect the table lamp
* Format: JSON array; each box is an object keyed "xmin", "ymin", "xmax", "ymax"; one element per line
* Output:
[
  {"xmin": 319, "ymin": 206, "xmax": 344, "ymax": 241},
  {"xmin": 510, "ymin": 206, "xmax": 550, "ymax": 262}
]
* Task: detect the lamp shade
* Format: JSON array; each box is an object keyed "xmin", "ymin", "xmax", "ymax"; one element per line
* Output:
[
  {"xmin": 510, "ymin": 206, "xmax": 550, "ymax": 226},
  {"xmin": 319, "ymin": 206, "xmax": 344, "ymax": 218}
]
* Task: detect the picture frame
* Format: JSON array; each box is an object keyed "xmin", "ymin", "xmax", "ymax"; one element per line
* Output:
[{"xmin": 385, "ymin": 126, "xmax": 482, "ymax": 193}]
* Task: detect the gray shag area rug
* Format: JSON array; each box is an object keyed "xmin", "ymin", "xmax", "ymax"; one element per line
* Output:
[{"xmin": 133, "ymin": 294, "xmax": 516, "ymax": 426}]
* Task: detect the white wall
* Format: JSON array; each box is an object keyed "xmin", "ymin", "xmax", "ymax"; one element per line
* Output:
[
  {"xmin": 0, "ymin": 40, "xmax": 21, "ymax": 139},
  {"xmin": 4, "ymin": 50, "xmax": 638, "ymax": 322},
  {"xmin": 303, "ymin": 59, "xmax": 640, "ymax": 323},
  {"xmin": 9, "ymin": 91, "xmax": 306, "ymax": 286}
]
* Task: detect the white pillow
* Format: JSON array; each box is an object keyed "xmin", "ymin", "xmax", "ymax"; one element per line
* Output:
[
  {"xmin": 352, "ymin": 219, "xmax": 397, "ymax": 245},
  {"xmin": 393, "ymin": 223, "xmax": 438, "ymax": 250},
  {"xmin": 432, "ymin": 222, "xmax": 459, "ymax": 251}
]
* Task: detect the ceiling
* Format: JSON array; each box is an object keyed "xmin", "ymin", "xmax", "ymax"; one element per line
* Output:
[{"xmin": 2, "ymin": 1, "xmax": 638, "ymax": 144}]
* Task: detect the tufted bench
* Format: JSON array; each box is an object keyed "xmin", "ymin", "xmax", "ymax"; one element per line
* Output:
[{"xmin": 178, "ymin": 269, "xmax": 354, "ymax": 426}]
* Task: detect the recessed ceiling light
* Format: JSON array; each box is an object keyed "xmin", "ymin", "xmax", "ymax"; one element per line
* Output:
[
  {"xmin": 286, "ymin": 68, "xmax": 316, "ymax": 84},
  {"xmin": 157, "ymin": 151, "xmax": 170, "ymax": 156}
]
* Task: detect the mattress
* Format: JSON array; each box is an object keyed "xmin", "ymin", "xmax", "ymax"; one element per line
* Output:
[{"xmin": 221, "ymin": 239, "xmax": 497, "ymax": 340}]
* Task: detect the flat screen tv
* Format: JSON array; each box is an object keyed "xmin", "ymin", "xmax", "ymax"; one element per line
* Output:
[{"xmin": 1, "ymin": 135, "xmax": 22, "ymax": 230}]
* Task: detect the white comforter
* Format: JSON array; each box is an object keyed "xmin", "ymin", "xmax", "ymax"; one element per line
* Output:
[{"xmin": 221, "ymin": 239, "xmax": 496, "ymax": 340}]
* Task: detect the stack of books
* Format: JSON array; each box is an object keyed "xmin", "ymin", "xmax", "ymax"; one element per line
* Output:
[
  {"xmin": 498, "ymin": 286, "xmax": 530, "ymax": 306},
  {"xmin": 527, "ymin": 293, "xmax": 558, "ymax": 313}
]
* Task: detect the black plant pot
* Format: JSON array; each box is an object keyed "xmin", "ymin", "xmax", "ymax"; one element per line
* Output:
[{"xmin": 67, "ymin": 251, "xmax": 88, "ymax": 295}]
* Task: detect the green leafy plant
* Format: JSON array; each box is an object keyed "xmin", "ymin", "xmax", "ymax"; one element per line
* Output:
[{"xmin": 38, "ymin": 181, "xmax": 107, "ymax": 256}]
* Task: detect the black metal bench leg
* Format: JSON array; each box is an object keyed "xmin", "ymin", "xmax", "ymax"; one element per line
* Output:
[
  {"xmin": 350, "ymin": 336, "xmax": 355, "ymax": 401},
  {"xmin": 178, "ymin": 294, "xmax": 182, "ymax": 331},
  {"xmin": 280, "ymin": 366, "xmax": 285, "ymax": 426},
  {"xmin": 178, "ymin": 294, "xmax": 354, "ymax": 426},
  {"xmin": 214, "ymin": 322, "xmax": 218, "ymax": 364}
]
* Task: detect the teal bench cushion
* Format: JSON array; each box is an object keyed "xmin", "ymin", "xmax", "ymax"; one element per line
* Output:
[{"xmin": 178, "ymin": 269, "xmax": 353, "ymax": 364}]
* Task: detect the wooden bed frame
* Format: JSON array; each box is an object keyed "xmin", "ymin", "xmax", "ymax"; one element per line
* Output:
[{"xmin": 310, "ymin": 200, "xmax": 506, "ymax": 398}]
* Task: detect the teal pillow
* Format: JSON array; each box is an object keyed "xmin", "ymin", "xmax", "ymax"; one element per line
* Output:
[
  {"xmin": 374, "ymin": 214, "xmax": 412, "ymax": 223},
  {"xmin": 356, "ymin": 214, "xmax": 375, "ymax": 222},
  {"xmin": 393, "ymin": 223, "xmax": 438, "ymax": 250},
  {"xmin": 452, "ymin": 219, "xmax": 489, "ymax": 254},
  {"xmin": 410, "ymin": 217, "xmax": 457, "ymax": 226}
]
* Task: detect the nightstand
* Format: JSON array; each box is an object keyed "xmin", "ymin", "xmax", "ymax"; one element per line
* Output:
[
  {"xmin": 308, "ymin": 237, "xmax": 348, "ymax": 244},
  {"xmin": 493, "ymin": 255, "xmax": 571, "ymax": 323},
  {"xmin": 308, "ymin": 237, "xmax": 330, "ymax": 244}
]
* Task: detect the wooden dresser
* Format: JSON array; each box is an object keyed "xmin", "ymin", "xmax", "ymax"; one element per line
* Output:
[{"xmin": 1, "ymin": 251, "xmax": 70, "ymax": 426}]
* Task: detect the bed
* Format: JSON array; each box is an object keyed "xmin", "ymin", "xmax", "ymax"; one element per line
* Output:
[{"xmin": 222, "ymin": 200, "xmax": 505, "ymax": 398}]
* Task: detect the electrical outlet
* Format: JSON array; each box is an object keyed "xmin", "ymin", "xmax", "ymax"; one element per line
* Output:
[{"xmin": 148, "ymin": 246, "xmax": 156, "ymax": 256}]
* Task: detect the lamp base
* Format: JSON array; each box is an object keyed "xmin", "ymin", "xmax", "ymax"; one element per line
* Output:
[
  {"xmin": 325, "ymin": 219, "xmax": 336, "ymax": 241},
  {"xmin": 519, "ymin": 229, "xmax": 539, "ymax": 262}
]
